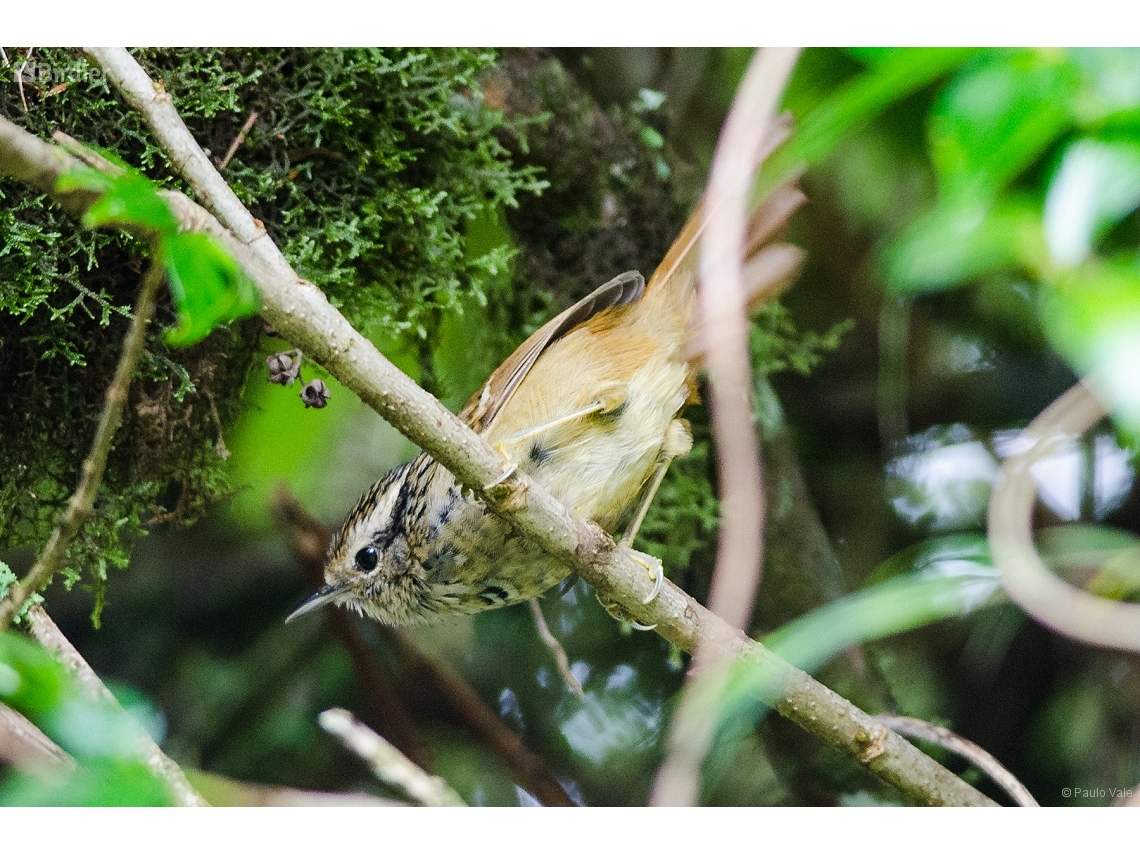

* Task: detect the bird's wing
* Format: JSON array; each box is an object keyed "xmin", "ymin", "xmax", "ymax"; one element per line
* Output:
[
  {"xmin": 458, "ymin": 270, "xmax": 645, "ymax": 433},
  {"xmin": 459, "ymin": 168, "xmax": 807, "ymax": 432}
]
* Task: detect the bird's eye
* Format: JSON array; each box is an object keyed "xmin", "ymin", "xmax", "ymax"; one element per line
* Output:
[{"xmin": 354, "ymin": 545, "xmax": 379, "ymax": 571}]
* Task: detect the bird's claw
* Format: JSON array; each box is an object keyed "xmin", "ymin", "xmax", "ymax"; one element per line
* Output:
[
  {"xmin": 595, "ymin": 549, "xmax": 665, "ymax": 631},
  {"xmin": 627, "ymin": 549, "xmax": 664, "ymax": 605},
  {"xmin": 483, "ymin": 442, "xmax": 518, "ymax": 490}
]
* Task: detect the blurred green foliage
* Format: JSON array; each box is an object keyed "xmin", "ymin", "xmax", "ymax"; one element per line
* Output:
[
  {"xmin": 769, "ymin": 46, "xmax": 1140, "ymax": 806},
  {"xmin": 0, "ymin": 631, "xmax": 171, "ymax": 805},
  {"xmin": 836, "ymin": 48, "xmax": 1140, "ymax": 445},
  {"xmin": 6, "ymin": 47, "xmax": 1140, "ymax": 808}
]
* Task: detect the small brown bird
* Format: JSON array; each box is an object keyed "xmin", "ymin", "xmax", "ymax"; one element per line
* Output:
[{"xmin": 288, "ymin": 184, "xmax": 804, "ymax": 627}]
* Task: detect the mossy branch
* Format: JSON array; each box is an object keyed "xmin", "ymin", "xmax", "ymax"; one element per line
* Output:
[{"xmin": 0, "ymin": 93, "xmax": 993, "ymax": 807}]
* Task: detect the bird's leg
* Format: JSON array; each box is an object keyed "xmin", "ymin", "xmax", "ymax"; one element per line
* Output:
[{"xmin": 608, "ymin": 419, "xmax": 694, "ymax": 630}]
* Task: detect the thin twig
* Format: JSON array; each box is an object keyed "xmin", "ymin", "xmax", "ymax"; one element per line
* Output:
[
  {"xmin": 16, "ymin": 47, "xmax": 33, "ymax": 112},
  {"xmin": 875, "ymin": 715, "xmax": 1039, "ymax": 807},
  {"xmin": 217, "ymin": 110, "xmax": 258, "ymax": 170},
  {"xmin": 651, "ymin": 46, "xmax": 801, "ymax": 808},
  {"xmin": 0, "ymin": 262, "xmax": 164, "ymax": 630},
  {"xmin": 529, "ymin": 598, "xmax": 584, "ymax": 698},
  {"xmin": 0, "ymin": 97, "xmax": 994, "ymax": 806},
  {"xmin": 319, "ymin": 708, "xmax": 466, "ymax": 807},
  {"xmin": 989, "ymin": 381, "xmax": 1140, "ymax": 651},
  {"xmin": 27, "ymin": 606, "xmax": 209, "ymax": 806}
]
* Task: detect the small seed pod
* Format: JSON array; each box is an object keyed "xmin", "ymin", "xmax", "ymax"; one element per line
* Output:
[
  {"xmin": 300, "ymin": 378, "xmax": 331, "ymax": 409},
  {"xmin": 266, "ymin": 351, "xmax": 301, "ymax": 385}
]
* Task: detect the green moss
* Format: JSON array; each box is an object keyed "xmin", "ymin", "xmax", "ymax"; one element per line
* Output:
[{"xmin": 0, "ymin": 48, "xmax": 543, "ymax": 617}]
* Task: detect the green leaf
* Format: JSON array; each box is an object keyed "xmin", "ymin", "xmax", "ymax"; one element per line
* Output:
[
  {"xmin": 2, "ymin": 760, "xmax": 172, "ymax": 807},
  {"xmin": 1040, "ymin": 258, "xmax": 1140, "ymax": 444},
  {"xmin": 1070, "ymin": 48, "xmax": 1140, "ymax": 121},
  {"xmin": 1036, "ymin": 525, "xmax": 1140, "ymax": 601},
  {"xmin": 929, "ymin": 50, "xmax": 1080, "ymax": 199},
  {"xmin": 56, "ymin": 164, "xmax": 178, "ymax": 234},
  {"xmin": 0, "ymin": 632, "xmax": 173, "ymax": 805},
  {"xmin": 0, "ymin": 631, "xmax": 69, "ymax": 720},
  {"xmin": 842, "ymin": 48, "xmax": 900, "ymax": 68},
  {"xmin": 697, "ymin": 545, "xmax": 1003, "ymax": 782},
  {"xmin": 883, "ymin": 194, "xmax": 1044, "ymax": 293},
  {"xmin": 0, "ymin": 632, "xmax": 137, "ymax": 760},
  {"xmin": 1045, "ymin": 137, "xmax": 1140, "ymax": 267},
  {"xmin": 161, "ymin": 232, "xmax": 261, "ymax": 346},
  {"xmin": 759, "ymin": 48, "xmax": 978, "ymax": 196},
  {"xmin": 765, "ymin": 536, "xmax": 1002, "ymax": 678}
]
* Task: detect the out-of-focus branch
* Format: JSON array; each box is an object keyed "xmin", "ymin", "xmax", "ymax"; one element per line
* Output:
[
  {"xmin": 700, "ymin": 45, "xmax": 801, "ymax": 634},
  {"xmin": 0, "ymin": 263, "xmax": 163, "ymax": 630},
  {"xmin": 989, "ymin": 381, "xmax": 1140, "ymax": 652},
  {"xmin": 0, "ymin": 702, "xmax": 75, "ymax": 773},
  {"xmin": 271, "ymin": 486, "xmax": 576, "ymax": 807},
  {"xmin": 186, "ymin": 769, "xmax": 405, "ymax": 806},
  {"xmin": 26, "ymin": 606, "xmax": 208, "ymax": 806},
  {"xmin": 0, "ymin": 74, "xmax": 992, "ymax": 804},
  {"xmin": 875, "ymin": 715, "xmax": 1038, "ymax": 807},
  {"xmin": 529, "ymin": 598, "xmax": 584, "ymax": 698},
  {"xmin": 651, "ymin": 46, "xmax": 801, "ymax": 808},
  {"xmin": 319, "ymin": 708, "xmax": 465, "ymax": 807}
]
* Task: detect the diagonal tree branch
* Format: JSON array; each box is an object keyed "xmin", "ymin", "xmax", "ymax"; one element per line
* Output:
[
  {"xmin": 0, "ymin": 98, "xmax": 992, "ymax": 806},
  {"xmin": 0, "ymin": 702, "xmax": 76, "ymax": 773}
]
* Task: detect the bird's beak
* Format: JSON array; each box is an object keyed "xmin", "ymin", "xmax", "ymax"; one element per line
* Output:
[{"xmin": 286, "ymin": 583, "xmax": 342, "ymax": 623}]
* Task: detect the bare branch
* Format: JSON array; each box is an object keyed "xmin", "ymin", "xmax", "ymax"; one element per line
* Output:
[
  {"xmin": 319, "ymin": 708, "xmax": 466, "ymax": 806},
  {"xmin": 0, "ymin": 262, "xmax": 163, "ymax": 629},
  {"xmin": 26, "ymin": 606, "xmax": 208, "ymax": 806},
  {"xmin": 0, "ymin": 96, "xmax": 994, "ymax": 806},
  {"xmin": 875, "ymin": 715, "xmax": 1038, "ymax": 807},
  {"xmin": 989, "ymin": 381, "xmax": 1140, "ymax": 651},
  {"xmin": 217, "ymin": 109, "xmax": 258, "ymax": 170}
]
